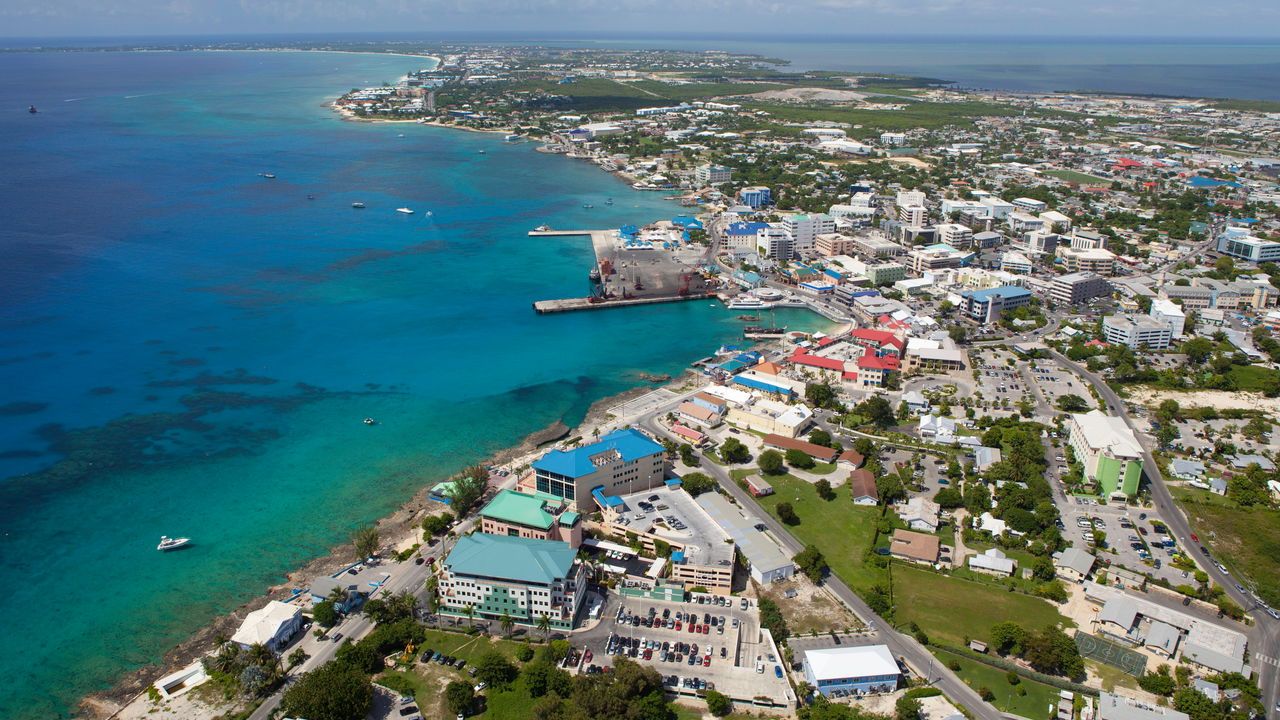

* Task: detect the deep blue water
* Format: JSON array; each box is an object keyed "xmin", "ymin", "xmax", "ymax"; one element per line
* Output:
[{"xmin": 0, "ymin": 50, "xmax": 825, "ymax": 719}]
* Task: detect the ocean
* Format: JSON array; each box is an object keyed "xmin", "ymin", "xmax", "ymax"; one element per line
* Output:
[{"xmin": 0, "ymin": 50, "xmax": 825, "ymax": 719}]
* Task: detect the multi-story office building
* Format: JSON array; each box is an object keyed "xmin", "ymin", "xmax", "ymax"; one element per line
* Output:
[
  {"xmin": 1216, "ymin": 229, "xmax": 1280, "ymax": 263},
  {"xmin": 783, "ymin": 213, "xmax": 835, "ymax": 253},
  {"xmin": 1011, "ymin": 197, "xmax": 1048, "ymax": 213},
  {"xmin": 1059, "ymin": 247, "xmax": 1117, "ymax": 275},
  {"xmin": 935, "ymin": 223, "xmax": 974, "ymax": 250},
  {"xmin": 1008, "ymin": 212, "xmax": 1046, "ymax": 234},
  {"xmin": 940, "ymin": 199, "xmax": 989, "ymax": 217},
  {"xmin": 1102, "ymin": 315, "xmax": 1174, "ymax": 350},
  {"xmin": 1000, "ymin": 251, "xmax": 1034, "ymax": 275},
  {"xmin": 1068, "ymin": 411, "xmax": 1143, "ymax": 497},
  {"xmin": 723, "ymin": 221, "xmax": 769, "ymax": 252},
  {"xmin": 897, "ymin": 204, "xmax": 927, "ymax": 226},
  {"xmin": 757, "ymin": 226, "xmax": 795, "ymax": 259},
  {"xmin": 960, "ymin": 285, "xmax": 1032, "ymax": 324},
  {"xmin": 980, "ymin": 196, "xmax": 1015, "ymax": 219},
  {"xmin": 738, "ymin": 186, "xmax": 772, "ymax": 209},
  {"xmin": 479, "ymin": 489, "xmax": 583, "ymax": 548},
  {"xmin": 852, "ymin": 234, "xmax": 905, "ymax": 258},
  {"xmin": 865, "ymin": 262, "xmax": 907, "ymax": 286},
  {"xmin": 1022, "ymin": 231, "xmax": 1060, "ymax": 257},
  {"xmin": 906, "ymin": 243, "xmax": 970, "ymax": 273},
  {"xmin": 1070, "ymin": 229, "xmax": 1108, "ymax": 250},
  {"xmin": 695, "ymin": 163, "xmax": 733, "ymax": 186},
  {"xmin": 530, "ymin": 428, "xmax": 666, "ymax": 510},
  {"xmin": 439, "ymin": 534, "xmax": 586, "ymax": 630},
  {"xmin": 1149, "ymin": 298, "xmax": 1186, "ymax": 338},
  {"xmin": 1160, "ymin": 284, "xmax": 1212, "ymax": 309},
  {"xmin": 1050, "ymin": 271, "xmax": 1111, "ymax": 306},
  {"xmin": 895, "ymin": 190, "xmax": 926, "ymax": 208},
  {"xmin": 815, "ymin": 233, "xmax": 857, "ymax": 257}
]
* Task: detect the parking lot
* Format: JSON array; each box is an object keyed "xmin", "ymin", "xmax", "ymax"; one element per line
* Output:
[
  {"xmin": 1059, "ymin": 496, "xmax": 1194, "ymax": 586},
  {"xmin": 1024, "ymin": 359, "xmax": 1095, "ymax": 412},
  {"xmin": 971, "ymin": 351, "xmax": 1034, "ymax": 416},
  {"xmin": 583, "ymin": 594, "xmax": 794, "ymax": 706}
]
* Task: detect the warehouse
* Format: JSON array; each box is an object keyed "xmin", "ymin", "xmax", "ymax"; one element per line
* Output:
[
  {"xmin": 802, "ymin": 645, "xmax": 902, "ymax": 696},
  {"xmin": 695, "ymin": 492, "xmax": 795, "ymax": 584}
]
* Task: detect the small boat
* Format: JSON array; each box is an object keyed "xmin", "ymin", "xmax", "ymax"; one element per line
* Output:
[
  {"xmin": 737, "ymin": 314, "xmax": 761, "ymax": 322},
  {"xmin": 157, "ymin": 536, "xmax": 190, "ymax": 552},
  {"xmin": 582, "ymin": 203, "xmax": 594, "ymax": 209},
  {"xmin": 259, "ymin": 172, "xmax": 276, "ymax": 179},
  {"xmin": 363, "ymin": 417, "xmax": 377, "ymax": 426},
  {"xmin": 426, "ymin": 211, "xmax": 433, "ymax": 217},
  {"xmin": 504, "ymin": 134, "xmax": 521, "ymax": 142},
  {"xmin": 478, "ymin": 149, "xmax": 486, "ymax": 154},
  {"xmin": 352, "ymin": 202, "xmax": 366, "ymax": 209},
  {"xmin": 398, "ymin": 133, "xmax": 405, "ymax": 138},
  {"xmin": 28, "ymin": 105, "xmax": 38, "ymax": 114},
  {"xmin": 534, "ymin": 224, "xmax": 552, "ymax": 232},
  {"xmin": 396, "ymin": 207, "xmax": 415, "ymax": 215},
  {"xmin": 605, "ymin": 199, "xmax": 614, "ymax": 205},
  {"xmin": 306, "ymin": 194, "xmax": 315, "ymax": 200}
]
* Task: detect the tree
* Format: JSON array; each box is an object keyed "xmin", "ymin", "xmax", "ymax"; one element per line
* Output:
[
  {"xmin": 720, "ymin": 436, "xmax": 751, "ymax": 464},
  {"xmin": 678, "ymin": 443, "xmax": 697, "ymax": 467},
  {"xmin": 794, "ymin": 544, "xmax": 829, "ymax": 582},
  {"xmin": 815, "ymin": 478, "xmax": 835, "ymax": 500},
  {"xmin": 776, "ymin": 502, "xmax": 799, "ymax": 525},
  {"xmin": 706, "ymin": 689, "xmax": 732, "ymax": 716},
  {"xmin": 1022, "ymin": 625, "xmax": 1085, "ymax": 680},
  {"xmin": 786, "ymin": 448, "xmax": 816, "ymax": 469},
  {"xmin": 805, "ymin": 382, "xmax": 839, "ymax": 410},
  {"xmin": 681, "ymin": 472, "xmax": 716, "ymax": 497},
  {"xmin": 422, "ymin": 512, "xmax": 453, "ymax": 537},
  {"xmin": 280, "ymin": 662, "xmax": 373, "ymax": 720},
  {"xmin": 1138, "ymin": 665, "xmax": 1176, "ymax": 696},
  {"xmin": 896, "ymin": 695, "xmax": 923, "ymax": 720},
  {"xmin": 522, "ymin": 660, "xmax": 571, "ymax": 699},
  {"xmin": 809, "ymin": 429, "xmax": 833, "ymax": 447},
  {"xmin": 312, "ymin": 600, "xmax": 339, "ymax": 629},
  {"xmin": 474, "ymin": 650, "xmax": 518, "ymax": 688},
  {"xmin": 537, "ymin": 613, "xmax": 552, "ymax": 642},
  {"xmin": 758, "ymin": 449, "xmax": 786, "ymax": 475},
  {"xmin": 989, "ymin": 621, "xmax": 1026, "ymax": 656},
  {"xmin": 935, "ymin": 487, "xmax": 963, "ymax": 508},
  {"xmin": 445, "ymin": 680, "xmax": 475, "ymax": 716},
  {"xmin": 1172, "ymin": 687, "xmax": 1219, "ymax": 720},
  {"xmin": 501, "ymin": 611, "xmax": 514, "ymax": 639},
  {"xmin": 446, "ymin": 465, "xmax": 489, "ymax": 515},
  {"xmin": 857, "ymin": 395, "xmax": 896, "ymax": 427},
  {"xmin": 287, "ymin": 647, "xmax": 309, "ymax": 670},
  {"xmin": 351, "ymin": 526, "xmax": 380, "ymax": 560},
  {"xmin": 1055, "ymin": 394, "xmax": 1089, "ymax": 412},
  {"xmin": 1183, "ymin": 337, "xmax": 1214, "ymax": 364}
]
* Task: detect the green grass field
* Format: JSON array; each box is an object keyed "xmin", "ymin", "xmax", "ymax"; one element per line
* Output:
[
  {"xmin": 744, "ymin": 100, "xmax": 1019, "ymax": 133},
  {"xmin": 935, "ymin": 649, "xmax": 1059, "ymax": 720},
  {"xmin": 751, "ymin": 476, "xmax": 1070, "ymax": 646},
  {"xmin": 1173, "ymin": 486, "xmax": 1280, "ymax": 606},
  {"xmin": 1228, "ymin": 364, "xmax": 1280, "ymax": 392},
  {"xmin": 1043, "ymin": 169, "xmax": 1111, "ymax": 185}
]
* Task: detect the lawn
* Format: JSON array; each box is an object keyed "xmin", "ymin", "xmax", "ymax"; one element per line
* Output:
[
  {"xmin": 1086, "ymin": 660, "xmax": 1142, "ymax": 693},
  {"xmin": 1228, "ymin": 364, "xmax": 1280, "ymax": 392},
  {"xmin": 480, "ymin": 684, "xmax": 539, "ymax": 719},
  {"xmin": 892, "ymin": 566, "xmax": 1072, "ymax": 647},
  {"xmin": 1173, "ymin": 486, "xmax": 1280, "ymax": 606},
  {"xmin": 935, "ymin": 649, "xmax": 1059, "ymax": 720},
  {"xmin": 751, "ymin": 476, "xmax": 1070, "ymax": 646},
  {"xmin": 1043, "ymin": 169, "xmax": 1111, "ymax": 185},
  {"xmin": 378, "ymin": 628, "xmax": 540, "ymax": 719}
]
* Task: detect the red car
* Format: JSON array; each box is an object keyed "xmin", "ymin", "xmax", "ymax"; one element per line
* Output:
[
  {"xmin": 675, "ymin": 621, "xmax": 682, "ymax": 631},
  {"xmin": 703, "ymin": 656, "xmax": 710, "ymax": 667},
  {"xmin": 1190, "ymin": 533, "xmax": 1199, "ymax": 542},
  {"xmin": 583, "ymin": 650, "xmax": 593, "ymax": 664},
  {"xmin": 700, "ymin": 624, "xmax": 709, "ymax": 635}
]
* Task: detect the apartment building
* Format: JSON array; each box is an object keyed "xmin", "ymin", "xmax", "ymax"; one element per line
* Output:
[
  {"xmin": 1102, "ymin": 315, "xmax": 1174, "ymax": 350},
  {"xmin": 783, "ymin": 213, "xmax": 836, "ymax": 253},
  {"xmin": 1051, "ymin": 272, "xmax": 1112, "ymax": 306},
  {"xmin": 935, "ymin": 223, "xmax": 974, "ymax": 250},
  {"xmin": 1068, "ymin": 410, "xmax": 1143, "ymax": 497},
  {"xmin": 695, "ymin": 163, "xmax": 733, "ymax": 186}
]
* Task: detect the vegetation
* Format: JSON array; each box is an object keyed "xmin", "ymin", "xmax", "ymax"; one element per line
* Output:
[
  {"xmin": 351, "ymin": 525, "xmax": 380, "ymax": 560},
  {"xmin": 1174, "ymin": 486, "xmax": 1280, "ymax": 606},
  {"xmin": 680, "ymin": 472, "xmax": 716, "ymax": 497},
  {"xmin": 280, "ymin": 662, "xmax": 373, "ymax": 720},
  {"xmin": 794, "ymin": 544, "xmax": 830, "ymax": 582},
  {"xmin": 758, "ymin": 449, "xmax": 786, "ymax": 475},
  {"xmin": 720, "ymin": 436, "xmax": 752, "ymax": 464},
  {"xmin": 446, "ymin": 465, "xmax": 489, "ymax": 515},
  {"xmin": 934, "ymin": 649, "xmax": 1061, "ymax": 718}
]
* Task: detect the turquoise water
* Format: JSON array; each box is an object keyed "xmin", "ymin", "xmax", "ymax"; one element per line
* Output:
[{"xmin": 0, "ymin": 50, "xmax": 825, "ymax": 719}]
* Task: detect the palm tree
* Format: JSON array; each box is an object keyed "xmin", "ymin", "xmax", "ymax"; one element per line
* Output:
[
  {"xmin": 537, "ymin": 613, "xmax": 551, "ymax": 642},
  {"xmin": 500, "ymin": 611, "xmax": 514, "ymax": 639},
  {"xmin": 352, "ymin": 526, "xmax": 380, "ymax": 560},
  {"xmin": 464, "ymin": 603, "xmax": 476, "ymax": 630},
  {"xmin": 327, "ymin": 585, "xmax": 348, "ymax": 612},
  {"xmin": 245, "ymin": 642, "xmax": 283, "ymax": 679}
]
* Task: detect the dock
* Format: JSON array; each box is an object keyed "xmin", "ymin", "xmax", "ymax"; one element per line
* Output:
[
  {"xmin": 533, "ymin": 294, "xmax": 713, "ymax": 314},
  {"xmin": 527, "ymin": 229, "xmax": 601, "ymax": 237}
]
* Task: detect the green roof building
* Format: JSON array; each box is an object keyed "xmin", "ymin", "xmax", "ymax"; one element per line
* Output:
[
  {"xmin": 478, "ymin": 489, "xmax": 583, "ymax": 548},
  {"xmin": 439, "ymin": 534, "xmax": 586, "ymax": 630}
]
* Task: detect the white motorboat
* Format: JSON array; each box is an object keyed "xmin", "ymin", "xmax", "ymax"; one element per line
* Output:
[
  {"xmin": 726, "ymin": 297, "xmax": 771, "ymax": 310},
  {"xmin": 352, "ymin": 202, "xmax": 366, "ymax": 209},
  {"xmin": 396, "ymin": 207, "xmax": 415, "ymax": 215},
  {"xmin": 157, "ymin": 536, "xmax": 190, "ymax": 551}
]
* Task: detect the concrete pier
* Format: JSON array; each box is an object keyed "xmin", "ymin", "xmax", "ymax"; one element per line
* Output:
[{"xmin": 533, "ymin": 294, "xmax": 713, "ymax": 314}]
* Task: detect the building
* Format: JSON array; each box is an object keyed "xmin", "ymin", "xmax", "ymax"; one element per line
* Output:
[
  {"xmin": 1001, "ymin": 251, "xmax": 1034, "ymax": 275},
  {"xmin": 918, "ymin": 413, "xmax": 957, "ymax": 444},
  {"xmin": 231, "ymin": 600, "xmax": 302, "ymax": 652},
  {"xmin": 479, "ymin": 489, "xmax": 583, "ymax": 548},
  {"xmin": 1102, "ymin": 315, "xmax": 1173, "ymax": 350},
  {"xmin": 896, "ymin": 190, "xmax": 926, "ymax": 208},
  {"xmin": 898, "ymin": 204, "xmax": 927, "ymax": 226},
  {"xmin": 936, "ymin": 223, "xmax": 974, "ymax": 250},
  {"xmin": 1008, "ymin": 212, "xmax": 1045, "ymax": 234},
  {"xmin": 696, "ymin": 492, "xmax": 794, "ymax": 584},
  {"xmin": 1059, "ymin": 247, "xmax": 1117, "ymax": 275},
  {"xmin": 757, "ymin": 226, "xmax": 795, "ymax": 259},
  {"xmin": 762, "ymin": 434, "xmax": 840, "ymax": 463},
  {"xmin": 695, "ymin": 163, "xmax": 733, "ymax": 186},
  {"xmin": 1068, "ymin": 411, "xmax": 1143, "ymax": 497},
  {"xmin": 726, "ymin": 398, "xmax": 812, "ymax": 438},
  {"xmin": 1088, "ymin": 583, "xmax": 1250, "ymax": 674},
  {"xmin": 783, "ymin": 214, "xmax": 836, "ymax": 253},
  {"xmin": 898, "ymin": 496, "xmax": 941, "ymax": 532},
  {"xmin": 802, "ymin": 645, "xmax": 902, "ymax": 696},
  {"xmin": 852, "ymin": 234, "xmax": 905, "ymax": 258},
  {"xmin": 601, "ymin": 484, "xmax": 736, "ymax": 593},
  {"xmin": 738, "ymin": 186, "xmax": 772, "ymax": 210},
  {"xmin": 1097, "ymin": 693, "xmax": 1189, "ymax": 720},
  {"xmin": 849, "ymin": 469, "xmax": 878, "ymax": 505},
  {"xmin": 439, "ymin": 534, "xmax": 586, "ymax": 630},
  {"xmin": 889, "ymin": 529, "xmax": 940, "ymax": 564},
  {"xmin": 816, "ymin": 233, "xmax": 857, "ymax": 257},
  {"xmin": 724, "ymin": 221, "xmax": 770, "ymax": 252},
  {"xmin": 960, "ymin": 285, "xmax": 1032, "ymax": 324},
  {"xmin": 980, "ymin": 196, "xmax": 1015, "ymax": 219},
  {"xmin": 1160, "ymin": 284, "xmax": 1213, "ymax": 310},
  {"xmin": 1149, "ymin": 298, "xmax": 1186, "ymax": 338},
  {"xmin": 1053, "ymin": 547, "xmax": 1096, "ymax": 583},
  {"xmin": 866, "ymin": 262, "xmax": 907, "ymax": 286},
  {"xmin": 881, "ymin": 132, "xmax": 907, "ymax": 146},
  {"xmin": 1216, "ymin": 232, "xmax": 1280, "ymax": 263},
  {"xmin": 1051, "ymin": 272, "xmax": 1111, "ymax": 306},
  {"xmin": 531, "ymin": 428, "xmax": 666, "ymax": 510},
  {"xmin": 968, "ymin": 548, "xmax": 1016, "ymax": 577},
  {"xmin": 907, "ymin": 243, "xmax": 971, "ymax": 273},
  {"xmin": 1012, "ymin": 197, "xmax": 1048, "ymax": 213},
  {"xmin": 677, "ymin": 401, "xmax": 722, "ymax": 428}
]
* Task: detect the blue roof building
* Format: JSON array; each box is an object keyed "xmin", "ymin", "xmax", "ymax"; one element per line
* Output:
[
  {"xmin": 961, "ymin": 285, "xmax": 1032, "ymax": 324},
  {"xmin": 532, "ymin": 428, "xmax": 667, "ymax": 508}
]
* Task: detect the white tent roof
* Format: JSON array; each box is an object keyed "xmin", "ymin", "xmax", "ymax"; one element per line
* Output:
[
  {"xmin": 231, "ymin": 600, "xmax": 299, "ymax": 647},
  {"xmin": 804, "ymin": 644, "xmax": 899, "ymax": 681}
]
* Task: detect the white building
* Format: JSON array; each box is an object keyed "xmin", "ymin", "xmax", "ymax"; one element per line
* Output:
[
  {"xmin": 1001, "ymin": 251, "xmax": 1034, "ymax": 275},
  {"xmin": 695, "ymin": 163, "xmax": 733, "ymax": 186},
  {"xmin": 231, "ymin": 600, "xmax": 302, "ymax": 652},
  {"xmin": 880, "ymin": 132, "xmax": 907, "ymax": 146},
  {"xmin": 757, "ymin": 226, "xmax": 795, "ymax": 259},
  {"xmin": 1149, "ymin": 298, "xmax": 1186, "ymax": 338},
  {"xmin": 980, "ymin": 196, "xmax": 1015, "ymax": 219},
  {"xmin": 936, "ymin": 223, "xmax": 974, "ymax": 250},
  {"xmin": 802, "ymin": 645, "xmax": 902, "ymax": 696},
  {"xmin": 439, "ymin": 533, "xmax": 586, "ymax": 630},
  {"xmin": 968, "ymin": 548, "xmax": 1016, "ymax": 577},
  {"xmin": 1012, "ymin": 197, "xmax": 1048, "ymax": 213},
  {"xmin": 896, "ymin": 190, "xmax": 926, "ymax": 208},
  {"xmin": 783, "ymin": 214, "xmax": 836, "ymax": 253},
  {"xmin": 1102, "ymin": 315, "xmax": 1174, "ymax": 350}
]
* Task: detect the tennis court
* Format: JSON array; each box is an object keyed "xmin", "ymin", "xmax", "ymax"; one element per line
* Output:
[{"xmin": 1075, "ymin": 632, "xmax": 1147, "ymax": 676}]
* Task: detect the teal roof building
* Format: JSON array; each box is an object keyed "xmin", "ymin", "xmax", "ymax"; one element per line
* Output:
[{"xmin": 439, "ymin": 534, "xmax": 587, "ymax": 629}]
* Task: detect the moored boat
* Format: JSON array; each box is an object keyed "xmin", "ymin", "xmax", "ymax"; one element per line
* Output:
[{"xmin": 157, "ymin": 536, "xmax": 190, "ymax": 551}]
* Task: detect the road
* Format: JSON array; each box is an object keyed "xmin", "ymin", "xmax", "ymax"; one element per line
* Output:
[
  {"xmin": 1047, "ymin": 348, "xmax": 1280, "ymax": 718},
  {"xmin": 634, "ymin": 407, "xmax": 1008, "ymax": 720}
]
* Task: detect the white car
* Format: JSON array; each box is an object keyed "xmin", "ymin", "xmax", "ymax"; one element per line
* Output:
[{"xmin": 473, "ymin": 681, "xmax": 486, "ymax": 693}]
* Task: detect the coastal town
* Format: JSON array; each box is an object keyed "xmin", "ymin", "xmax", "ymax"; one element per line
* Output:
[{"xmin": 89, "ymin": 41, "xmax": 1280, "ymax": 720}]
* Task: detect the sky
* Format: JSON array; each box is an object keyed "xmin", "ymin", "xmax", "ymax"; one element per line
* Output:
[{"xmin": 0, "ymin": 0, "xmax": 1276, "ymax": 40}]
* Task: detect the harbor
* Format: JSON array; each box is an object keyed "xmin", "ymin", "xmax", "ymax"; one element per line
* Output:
[{"xmin": 530, "ymin": 224, "xmax": 715, "ymax": 314}]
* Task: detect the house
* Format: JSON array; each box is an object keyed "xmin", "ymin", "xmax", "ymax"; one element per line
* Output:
[
  {"xmin": 231, "ymin": 600, "xmax": 302, "ymax": 653},
  {"xmin": 1169, "ymin": 459, "xmax": 1205, "ymax": 481},
  {"xmin": 1053, "ymin": 547, "xmax": 1096, "ymax": 583},
  {"xmin": 762, "ymin": 434, "xmax": 840, "ymax": 463},
  {"xmin": 968, "ymin": 548, "xmax": 1016, "ymax": 577},
  {"xmin": 977, "ymin": 512, "xmax": 1007, "ymax": 536},
  {"xmin": 309, "ymin": 576, "xmax": 365, "ymax": 613},
  {"xmin": 902, "ymin": 390, "xmax": 930, "ymax": 413},
  {"xmin": 677, "ymin": 401, "xmax": 722, "ymax": 428},
  {"xmin": 890, "ymin": 529, "xmax": 940, "ymax": 564},
  {"xmin": 802, "ymin": 645, "xmax": 901, "ymax": 696},
  {"xmin": 746, "ymin": 475, "xmax": 774, "ymax": 497},
  {"xmin": 849, "ymin": 469, "xmax": 879, "ymax": 505},
  {"xmin": 838, "ymin": 449, "xmax": 866, "ymax": 468},
  {"xmin": 899, "ymin": 496, "xmax": 941, "ymax": 532},
  {"xmin": 1208, "ymin": 478, "xmax": 1227, "ymax": 496},
  {"xmin": 919, "ymin": 414, "xmax": 957, "ymax": 444}
]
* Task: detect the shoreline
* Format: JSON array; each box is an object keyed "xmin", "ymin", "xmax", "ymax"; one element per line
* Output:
[{"xmin": 81, "ymin": 376, "xmax": 677, "ymax": 718}]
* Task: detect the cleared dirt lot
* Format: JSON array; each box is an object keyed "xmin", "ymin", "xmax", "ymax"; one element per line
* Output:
[{"xmin": 755, "ymin": 577, "xmax": 862, "ymax": 636}]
